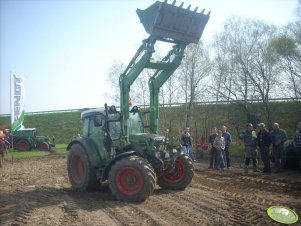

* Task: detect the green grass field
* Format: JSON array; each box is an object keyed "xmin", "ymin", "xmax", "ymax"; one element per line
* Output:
[
  {"xmin": 1, "ymin": 101, "xmax": 300, "ymax": 145},
  {"xmin": 4, "ymin": 144, "xmax": 68, "ymax": 160}
]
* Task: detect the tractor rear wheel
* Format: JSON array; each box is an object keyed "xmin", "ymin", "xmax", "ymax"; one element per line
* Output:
[
  {"xmin": 16, "ymin": 140, "xmax": 30, "ymax": 151},
  {"xmin": 67, "ymin": 144, "xmax": 99, "ymax": 192},
  {"xmin": 109, "ymin": 156, "xmax": 156, "ymax": 202},
  {"xmin": 157, "ymin": 154, "xmax": 194, "ymax": 190},
  {"xmin": 38, "ymin": 142, "xmax": 50, "ymax": 151}
]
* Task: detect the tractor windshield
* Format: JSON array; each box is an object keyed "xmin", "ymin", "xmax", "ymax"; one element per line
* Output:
[{"xmin": 128, "ymin": 112, "xmax": 143, "ymax": 134}]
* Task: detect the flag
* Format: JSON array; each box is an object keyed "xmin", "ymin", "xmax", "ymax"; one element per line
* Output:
[{"xmin": 11, "ymin": 74, "xmax": 26, "ymax": 131}]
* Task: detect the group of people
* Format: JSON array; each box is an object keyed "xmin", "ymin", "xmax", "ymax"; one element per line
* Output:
[
  {"xmin": 241, "ymin": 121, "xmax": 301, "ymax": 174},
  {"xmin": 208, "ymin": 126, "xmax": 232, "ymax": 170},
  {"xmin": 187, "ymin": 121, "xmax": 301, "ymax": 174},
  {"xmin": 180, "ymin": 126, "xmax": 232, "ymax": 168}
]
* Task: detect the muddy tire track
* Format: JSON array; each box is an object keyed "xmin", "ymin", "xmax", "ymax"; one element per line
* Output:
[{"xmin": 0, "ymin": 155, "xmax": 300, "ymax": 226}]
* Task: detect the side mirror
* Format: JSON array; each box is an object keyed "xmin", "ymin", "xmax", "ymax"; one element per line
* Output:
[{"xmin": 94, "ymin": 115, "xmax": 103, "ymax": 127}]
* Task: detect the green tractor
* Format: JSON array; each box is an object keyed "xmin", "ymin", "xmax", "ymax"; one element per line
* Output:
[
  {"xmin": 12, "ymin": 128, "xmax": 54, "ymax": 152},
  {"xmin": 67, "ymin": 0, "xmax": 210, "ymax": 202}
]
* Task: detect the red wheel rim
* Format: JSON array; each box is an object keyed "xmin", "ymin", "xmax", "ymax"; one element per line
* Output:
[
  {"xmin": 72, "ymin": 155, "xmax": 86, "ymax": 184},
  {"xmin": 163, "ymin": 159, "xmax": 186, "ymax": 183},
  {"xmin": 116, "ymin": 167, "xmax": 144, "ymax": 195},
  {"xmin": 18, "ymin": 141, "xmax": 28, "ymax": 151}
]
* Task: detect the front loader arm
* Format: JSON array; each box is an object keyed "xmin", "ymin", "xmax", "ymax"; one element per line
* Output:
[
  {"xmin": 119, "ymin": 0, "xmax": 210, "ymax": 140},
  {"xmin": 148, "ymin": 44, "xmax": 186, "ymax": 134},
  {"xmin": 119, "ymin": 38, "xmax": 156, "ymax": 140}
]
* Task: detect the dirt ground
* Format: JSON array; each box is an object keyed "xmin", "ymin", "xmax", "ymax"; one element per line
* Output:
[{"xmin": 1, "ymin": 153, "xmax": 301, "ymax": 226}]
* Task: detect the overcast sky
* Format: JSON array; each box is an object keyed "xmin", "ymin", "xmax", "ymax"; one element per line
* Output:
[{"xmin": 0, "ymin": 0, "xmax": 299, "ymax": 114}]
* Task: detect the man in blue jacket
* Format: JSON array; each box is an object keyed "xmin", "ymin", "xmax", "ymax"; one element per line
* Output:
[{"xmin": 270, "ymin": 123, "xmax": 288, "ymax": 172}]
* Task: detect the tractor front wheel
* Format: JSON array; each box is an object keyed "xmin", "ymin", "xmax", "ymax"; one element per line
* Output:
[
  {"xmin": 157, "ymin": 154, "xmax": 194, "ymax": 190},
  {"xmin": 38, "ymin": 142, "xmax": 50, "ymax": 151},
  {"xmin": 67, "ymin": 144, "xmax": 99, "ymax": 191},
  {"xmin": 109, "ymin": 156, "xmax": 156, "ymax": 202}
]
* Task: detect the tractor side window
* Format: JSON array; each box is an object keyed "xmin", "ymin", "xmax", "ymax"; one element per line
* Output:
[
  {"xmin": 109, "ymin": 121, "xmax": 121, "ymax": 140},
  {"xmin": 82, "ymin": 118, "xmax": 90, "ymax": 137},
  {"xmin": 89, "ymin": 116, "xmax": 103, "ymax": 137}
]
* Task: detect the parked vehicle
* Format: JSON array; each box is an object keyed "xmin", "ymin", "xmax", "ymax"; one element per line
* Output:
[{"xmin": 12, "ymin": 128, "xmax": 55, "ymax": 152}]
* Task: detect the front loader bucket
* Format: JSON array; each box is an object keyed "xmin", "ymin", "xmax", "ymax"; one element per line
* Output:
[{"xmin": 137, "ymin": 0, "xmax": 210, "ymax": 44}]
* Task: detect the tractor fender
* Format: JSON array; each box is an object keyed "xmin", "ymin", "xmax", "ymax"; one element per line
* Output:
[
  {"xmin": 101, "ymin": 151, "xmax": 140, "ymax": 182},
  {"xmin": 67, "ymin": 139, "xmax": 104, "ymax": 168}
]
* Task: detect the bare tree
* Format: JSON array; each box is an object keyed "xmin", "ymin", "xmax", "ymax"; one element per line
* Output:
[
  {"xmin": 210, "ymin": 17, "xmax": 280, "ymax": 128},
  {"xmin": 107, "ymin": 60, "xmax": 151, "ymax": 108},
  {"xmin": 106, "ymin": 60, "xmax": 125, "ymax": 105},
  {"xmin": 177, "ymin": 42, "xmax": 211, "ymax": 128},
  {"xmin": 130, "ymin": 69, "xmax": 151, "ymax": 108}
]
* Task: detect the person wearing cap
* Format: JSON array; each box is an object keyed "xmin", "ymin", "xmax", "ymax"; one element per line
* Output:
[
  {"xmin": 257, "ymin": 123, "xmax": 272, "ymax": 174},
  {"xmin": 293, "ymin": 122, "xmax": 301, "ymax": 173},
  {"xmin": 240, "ymin": 123, "xmax": 259, "ymax": 174},
  {"xmin": 270, "ymin": 122, "xmax": 288, "ymax": 172}
]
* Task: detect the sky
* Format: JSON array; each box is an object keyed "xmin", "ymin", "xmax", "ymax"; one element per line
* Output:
[{"xmin": 0, "ymin": 0, "xmax": 299, "ymax": 114}]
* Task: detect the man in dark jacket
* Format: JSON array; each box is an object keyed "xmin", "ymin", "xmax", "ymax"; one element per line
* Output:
[
  {"xmin": 208, "ymin": 127, "xmax": 217, "ymax": 169},
  {"xmin": 240, "ymin": 123, "xmax": 259, "ymax": 174},
  {"xmin": 270, "ymin": 123, "xmax": 288, "ymax": 172},
  {"xmin": 222, "ymin": 125, "xmax": 232, "ymax": 169},
  {"xmin": 293, "ymin": 122, "xmax": 301, "ymax": 173},
  {"xmin": 257, "ymin": 123, "xmax": 272, "ymax": 174}
]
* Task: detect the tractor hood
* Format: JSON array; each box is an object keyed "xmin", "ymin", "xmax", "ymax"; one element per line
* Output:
[
  {"xmin": 129, "ymin": 133, "xmax": 165, "ymax": 144},
  {"xmin": 128, "ymin": 133, "xmax": 167, "ymax": 154},
  {"xmin": 35, "ymin": 136, "xmax": 50, "ymax": 143}
]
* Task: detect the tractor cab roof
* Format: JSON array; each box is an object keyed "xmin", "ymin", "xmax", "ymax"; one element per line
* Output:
[
  {"xmin": 81, "ymin": 108, "xmax": 106, "ymax": 119},
  {"xmin": 13, "ymin": 128, "xmax": 37, "ymax": 133},
  {"xmin": 81, "ymin": 105, "xmax": 120, "ymax": 119}
]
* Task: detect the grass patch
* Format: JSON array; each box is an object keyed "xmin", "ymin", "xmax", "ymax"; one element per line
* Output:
[
  {"xmin": 5, "ymin": 150, "xmax": 49, "ymax": 159},
  {"xmin": 4, "ymin": 144, "xmax": 68, "ymax": 159},
  {"xmin": 229, "ymin": 143, "xmax": 245, "ymax": 156},
  {"xmin": 54, "ymin": 144, "xmax": 68, "ymax": 155}
]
